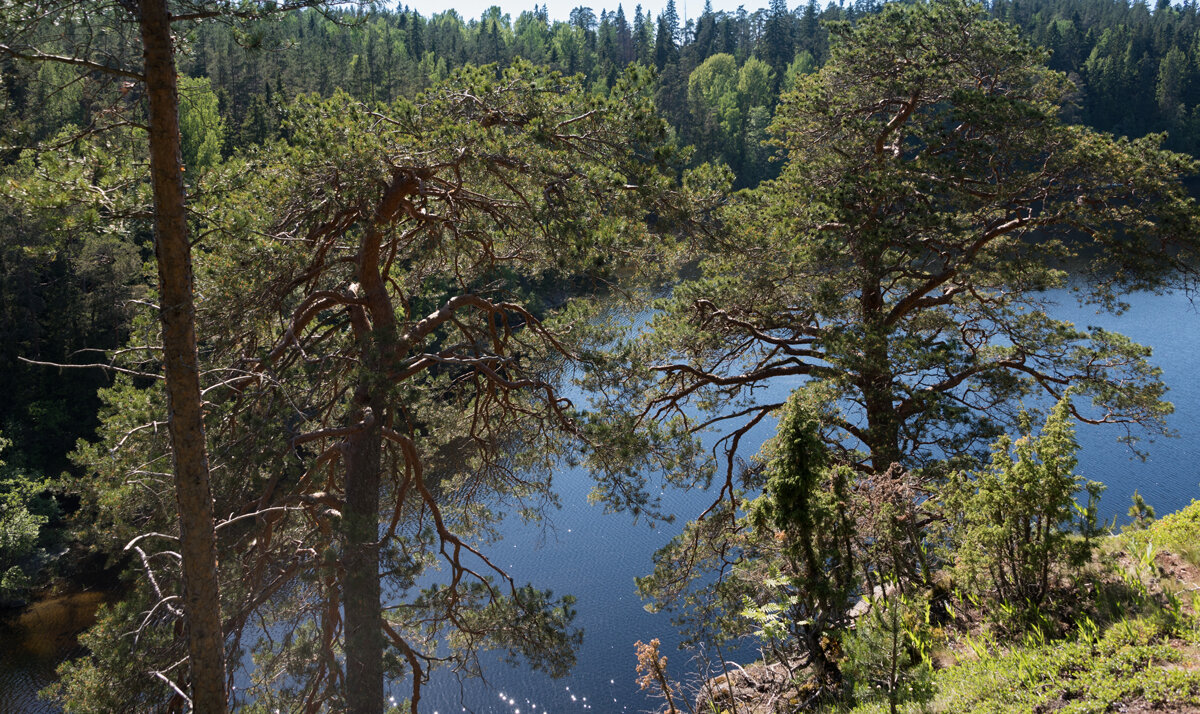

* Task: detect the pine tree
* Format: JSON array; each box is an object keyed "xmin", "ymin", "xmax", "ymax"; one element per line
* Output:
[{"xmin": 760, "ymin": 0, "xmax": 795, "ymax": 87}]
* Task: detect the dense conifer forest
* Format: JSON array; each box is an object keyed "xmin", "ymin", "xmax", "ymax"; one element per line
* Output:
[{"xmin": 9, "ymin": 0, "xmax": 1200, "ymax": 711}]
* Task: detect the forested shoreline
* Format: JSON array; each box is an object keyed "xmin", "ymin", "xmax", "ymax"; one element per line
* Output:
[{"xmin": 7, "ymin": 0, "xmax": 1200, "ymax": 712}]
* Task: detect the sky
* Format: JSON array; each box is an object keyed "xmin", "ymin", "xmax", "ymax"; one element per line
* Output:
[{"xmin": 398, "ymin": 0, "xmax": 777, "ymax": 24}]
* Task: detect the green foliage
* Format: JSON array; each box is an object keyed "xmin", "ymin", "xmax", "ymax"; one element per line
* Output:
[
  {"xmin": 0, "ymin": 434, "xmax": 59, "ymax": 603},
  {"xmin": 31, "ymin": 61, "xmax": 85, "ymax": 130},
  {"xmin": 934, "ymin": 615, "xmax": 1200, "ymax": 713},
  {"xmin": 783, "ymin": 50, "xmax": 818, "ymax": 93},
  {"xmin": 737, "ymin": 56, "xmax": 774, "ymax": 110},
  {"xmin": 61, "ymin": 60, "xmax": 681, "ymax": 710},
  {"xmin": 685, "ymin": 52, "xmax": 778, "ymax": 183},
  {"xmin": 996, "ymin": 0, "xmax": 1200, "ymax": 156},
  {"xmin": 444, "ymin": 585, "xmax": 581, "ymax": 677},
  {"xmin": 746, "ymin": 393, "xmax": 857, "ymax": 686},
  {"xmin": 942, "ymin": 398, "xmax": 1094, "ymax": 616},
  {"xmin": 628, "ymin": 9, "xmax": 1199, "ymax": 701},
  {"xmin": 1127, "ymin": 490, "xmax": 1157, "ymax": 531},
  {"xmin": 12, "ymin": 0, "xmax": 1200, "ymax": 710},
  {"xmin": 842, "ymin": 590, "xmax": 936, "ymax": 714},
  {"xmin": 636, "ymin": 392, "xmax": 866, "ymax": 695},
  {"xmin": 0, "ymin": 124, "xmax": 148, "ymax": 476},
  {"xmin": 689, "ymin": 53, "xmax": 742, "ymax": 149},
  {"xmin": 47, "ymin": 592, "xmax": 177, "ymax": 712},
  {"xmin": 1132, "ymin": 497, "xmax": 1200, "ymax": 567},
  {"xmin": 178, "ymin": 75, "xmax": 226, "ymax": 173},
  {"xmin": 629, "ymin": 0, "xmax": 1193, "ymax": 494},
  {"xmin": 17, "ymin": 0, "xmax": 1200, "ymax": 193}
]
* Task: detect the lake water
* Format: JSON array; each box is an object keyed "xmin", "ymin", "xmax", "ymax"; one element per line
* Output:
[
  {"xmin": 413, "ymin": 288, "xmax": 1200, "ymax": 714},
  {"xmin": 1058, "ymin": 291, "xmax": 1200, "ymax": 520},
  {"xmin": 0, "ymin": 592, "xmax": 105, "ymax": 714},
  {"xmin": 5, "ymin": 289, "xmax": 1200, "ymax": 713}
]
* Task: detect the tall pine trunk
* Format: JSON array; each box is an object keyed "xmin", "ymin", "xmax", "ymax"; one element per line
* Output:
[
  {"xmin": 339, "ymin": 171, "xmax": 413, "ymax": 714},
  {"xmin": 138, "ymin": 0, "xmax": 229, "ymax": 710},
  {"xmin": 858, "ymin": 326, "xmax": 901, "ymax": 474},
  {"xmin": 857, "ymin": 256, "xmax": 902, "ymax": 474},
  {"xmin": 341, "ymin": 395, "xmax": 384, "ymax": 714}
]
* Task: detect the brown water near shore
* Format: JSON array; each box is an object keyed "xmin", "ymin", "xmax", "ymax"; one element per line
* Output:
[{"xmin": 0, "ymin": 591, "xmax": 107, "ymax": 714}]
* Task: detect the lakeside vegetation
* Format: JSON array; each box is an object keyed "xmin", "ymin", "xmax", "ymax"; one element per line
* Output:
[{"xmin": 6, "ymin": 0, "xmax": 1200, "ymax": 711}]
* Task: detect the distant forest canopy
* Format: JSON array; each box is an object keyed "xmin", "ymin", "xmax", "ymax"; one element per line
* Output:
[
  {"xmin": 178, "ymin": 0, "xmax": 1200, "ymax": 171},
  {"xmin": 173, "ymin": 0, "xmax": 1200, "ymax": 176},
  {"xmin": 9, "ymin": 0, "xmax": 1200, "ymax": 189}
]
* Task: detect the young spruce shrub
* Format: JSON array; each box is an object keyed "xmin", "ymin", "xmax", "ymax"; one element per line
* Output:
[{"xmin": 842, "ymin": 588, "xmax": 936, "ymax": 714}]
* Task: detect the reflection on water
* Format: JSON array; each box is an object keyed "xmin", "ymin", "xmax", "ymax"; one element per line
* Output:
[{"xmin": 0, "ymin": 591, "xmax": 106, "ymax": 714}]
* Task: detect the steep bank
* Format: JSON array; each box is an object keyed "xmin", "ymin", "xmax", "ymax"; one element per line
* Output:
[{"xmin": 690, "ymin": 501, "xmax": 1200, "ymax": 714}]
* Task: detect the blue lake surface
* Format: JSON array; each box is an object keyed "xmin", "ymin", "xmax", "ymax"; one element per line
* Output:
[
  {"xmin": 1057, "ymin": 291, "xmax": 1200, "ymax": 522},
  {"xmin": 412, "ymin": 289, "xmax": 1200, "ymax": 714}
]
